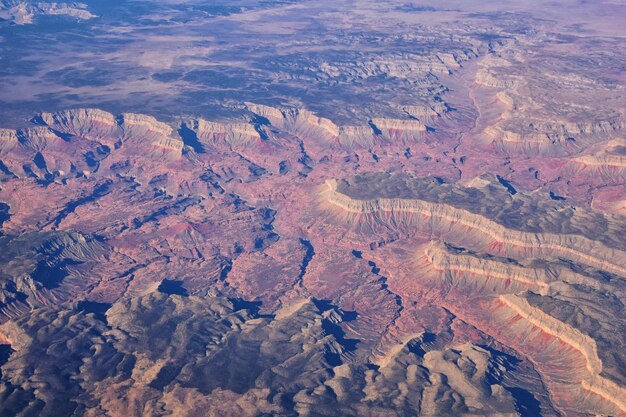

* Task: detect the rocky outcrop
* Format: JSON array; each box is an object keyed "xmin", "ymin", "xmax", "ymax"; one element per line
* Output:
[
  {"xmin": 296, "ymin": 109, "xmax": 341, "ymax": 137},
  {"xmin": 501, "ymin": 294, "xmax": 601, "ymax": 373},
  {"xmin": 2, "ymin": 2, "xmax": 626, "ymax": 414},
  {"xmin": 0, "ymin": 231, "xmax": 107, "ymax": 321},
  {"xmin": 36, "ymin": 108, "xmax": 184, "ymax": 155},
  {"xmin": 184, "ymin": 119, "xmax": 260, "ymax": 149},
  {"xmin": 421, "ymin": 343, "xmax": 517, "ymax": 415},
  {"xmin": 485, "ymin": 118, "xmax": 626, "ymax": 156},
  {"xmin": 500, "ymin": 294, "xmax": 626, "ymax": 413},
  {"xmin": 362, "ymin": 338, "xmax": 519, "ymax": 417},
  {"xmin": 0, "ymin": 129, "xmax": 18, "ymax": 153},
  {"xmin": 0, "ymin": 292, "xmax": 529, "ymax": 417},
  {"xmin": 245, "ymin": 103, "xmax": 286, "ymax": 126},
  {"xmin": 323, "ymin": 179, "xmax": 626, "ymax": 278},
  {"xmin": 495, "ymin": 92, "xmax": 515, "ymax": 111},
  {"xmin": 575, "ymin": 154, "xmax": 626, "ymax": 168},
  {"xmin": 475, "ymin": 68, "xmax": 522, "ymax": 89},
  {"xmin": 425, "ymin": 240, "xmax": 620, "ymax": 302},
  {"xmin": 400, "ymin": 102, "xmax": 449, "ymax": 119},
  {"xmin": 38, "ymin": 108, "xmax": 120, "ymax": 143},
  {"xmin": 119, "ymin": 113, "xmax": 183, "ymax": 154},
  {"xmin": 425, "ymin": 241, "xmax": 550, "ymax": 293},
  {"xmin": 0, "ymin": 98, "xmax": 623, "ymax": 415},
  {"xmin": 0, "ymin": 294, "xmax": 357, "ymax": 417},
  {"xmin": 572, "ymin": 139, "xmax": 626, "ymax": 171},
  {"xmin": 246, "ymin": 103, "xmax": 342, "ymax": 143},
  {"xmin": 120, "ymin": 113, "xmax": 174, "ymax": 139},
  {"xmin": 246, "ymin": 103, "xmax": 429, "ymax": 146},
  {"xmin": 0, "ymin": 126, "xmax": 72, "ymax": 179},
  {"xmin": 337, "ymin": 125, "xmax": 375, "ymax": 146},
  {"xmin": 370, "ymin": 118, "xmax": 426, "ymax": 142},
  {"xmin": 15, "ymin": 126, "xmax": 66, "ymax": 151}
]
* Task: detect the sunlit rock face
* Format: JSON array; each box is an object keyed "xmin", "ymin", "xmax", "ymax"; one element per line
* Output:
[{"xmin": 0, "ymin": 1, "xmax": 625, "ymax": 416}]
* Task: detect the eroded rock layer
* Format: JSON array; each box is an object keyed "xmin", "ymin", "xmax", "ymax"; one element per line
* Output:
[
  {"xmin": 0, "ymin": 96, "xmax": 624, "ymax": 416},
  {"xmin": 322, "ymin": 173, "xmax": 626, "ymax": 416},
  {"xmin": 1, "ymin": 1, "xmax": 626, "ymax": 415}
]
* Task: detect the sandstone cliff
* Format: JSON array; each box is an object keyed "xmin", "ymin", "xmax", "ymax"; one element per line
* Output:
[
  {"xmin": 500, "ymin": 294, "xmax": 626, "ymax": 413},
  {"xmin": 323, "ymin": 177, "xmax": 626, "ymax": 278}
]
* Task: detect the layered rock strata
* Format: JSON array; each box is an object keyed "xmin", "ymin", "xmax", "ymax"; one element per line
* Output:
[{"xmin": 323, "ymin": 178, "xmax": 626, "ymax": 278}]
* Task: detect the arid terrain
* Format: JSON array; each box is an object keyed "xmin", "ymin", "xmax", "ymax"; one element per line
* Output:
[{"xmin": 0, "ymin": 1, "xmax": 625, "ymax": 416}]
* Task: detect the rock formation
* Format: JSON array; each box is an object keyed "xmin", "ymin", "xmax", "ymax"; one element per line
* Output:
[{"xmin": 1, "ymin": 1, "xmax": 625, "ymax": 415}]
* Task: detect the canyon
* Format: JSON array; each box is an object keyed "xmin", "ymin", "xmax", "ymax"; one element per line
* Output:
[{"xmin": 0, "ymin": 1, "xmax": 625, "ymax": 416}]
